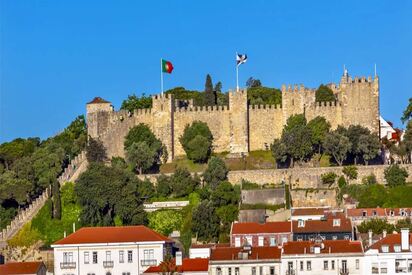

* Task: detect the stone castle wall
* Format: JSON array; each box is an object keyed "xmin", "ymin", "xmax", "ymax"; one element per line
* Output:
[{"xmin": 86, "ymin": 73, "xmax": 380, "ymax": 161}]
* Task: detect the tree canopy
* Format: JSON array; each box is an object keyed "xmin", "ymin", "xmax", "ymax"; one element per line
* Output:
[
  {"xmin": 121, "ymin": 94, "xmax": 152, "ymax": 112},
  {"xmin": 315, "ymin": 84, "xmax": 336, "ymax": 102},
  {"xmin": 180, "ymin": 121, "xmax": 213, "ymax": 163}
]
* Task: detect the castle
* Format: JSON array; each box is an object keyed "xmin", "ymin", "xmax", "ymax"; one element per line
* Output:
[{"xmin": 86, "ymin": 71, "xmax": 379, "ymax": 162}]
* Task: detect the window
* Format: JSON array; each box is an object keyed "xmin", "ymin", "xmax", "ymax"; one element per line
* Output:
[
  {"xmin": 251, "ymin": 267, "xmax": 256, "ymax": 275},
  {"xmin": 63, "ymin": 252, "xmax": 73, "ymax": 263},
  {"xmin": 127, "ymin": 250, "xmax": 133, "ymax": 263},
  {"xmin": 288, "ymin": 262, "xmax": 293, "ymax": 272},
  {"xmin": 298, "ymin": 219, "xmax": 305, "ymax": 227},
  {"xmin": 396, "ymin": 259, "xmax": 407, "ymax": 273},
  {"xmin": 323, "ymin": 260, "xmax": 328, "ymax": 270},
  {"xmin": 92, "ymin": 252, "xmax": 97, "ymax": 264},
  {"xmin": 381, "ymin": 262, "xmax": 388, "ymax": 274},
  {"xmin": 331, "ymin": 260, "xmax": 335, "ymax": 270},
  {"xmin": 300, "ymin": 261, "xmax": 303, "ymax": 271},
  {"xmin": 122, "ymin": 273, "xmax": 131, "ymax": 275},
  {"xmin": 373, "ymin": 210, "xmax": 377, "ymax": 216},
  {"xmin": 119, "ymin": 251, "xmax": 124, "ymax": 263},
  {"xmin": 333, "ymin": 219, "xmax": 341, "ymax": 226},
  {"xmin": 409, "ymin": 260, "xmax": 412, "ymax": 272},
  {"xmin": 84, "ymin": 252, "xmax": 89, "ymax": 264},
  {"xmin": 259, "ymin": 266, "xmax": 263, "ymax": 275},
  {"xmin": 258, "ymin": 236, "xmax": 264, "ymax": 246},
  {"xmin": 307, "ymin": 261, "xmax": 311, "ymax": 271},
  {"xmin": 332, "ymin": 235, "xmax": 338, "ymax": 240},
  {"xmin": 144, "ymin": 249, "xmax": 154, "ymax": 260},
  {"xmin": 246, "ymin": 236, "xmax": 253, "ymax": 246},
  {"xmin": 394, "ymin": 245, "xmax": 401, "ymax": 252},
  {"xmin": 270, "ymin": 267, "xmax": 275, "ymax": 275},
  {"xmin": 344, "ymin": 235, "xmax": 350, "ymax": 240},
  {"xmin": 382, "ymin": 245, "xmax": 389, "ymax": 252},
  {"xmin": 235, "ymin": 267, "xmax": 240, "ymax": 275},
  {"xmin": 371, "ymin": 263, "xmax": 379, "ymax": 274},
  {"xmin": 217, "ymin": 267, "xmax": 222, "ymax": 275},
  {"xmin": 235, "ymin": 237, "xmax": 241, "ymax": 247},
  {"xmin": 356, "ymin": 259, "xmax": 359, "ymax": 269},
  {"xmin": 228, "ymin": 267, "xmax": 232, "ymax": 275},
  {"xmin": 106, "ymin": 251, "xmax": 111, "ymax": 261},
  {"xmin": 342, "ymin": 260, "xmax": 347, "ymax": 273},
  {"xmin": 362, "ymin": 210, "xmax": 367, "ymax": 217}
]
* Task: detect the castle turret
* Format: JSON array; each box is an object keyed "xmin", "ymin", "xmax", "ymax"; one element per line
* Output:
[
  {"xmin": 228, "ymin": 89, "xmax": 249, "ymax": 156},
  {"xmin": 152, "ymin": 94, "xmax": 174, "ymax": 162},
  {"xmin": 86, "ymin": 97, "xmax": 113, "ymax": 139}
]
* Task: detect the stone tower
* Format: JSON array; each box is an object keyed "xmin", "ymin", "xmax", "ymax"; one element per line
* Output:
[
  {"xmin": 339, "ymin": 71, "xmax": 380, "ymax": 134},
  {"xmin": 228, "ymin": 89, "xmax": 249, "ymax": 156},
  {"xmin": 151, "ymin": 94, "xmax": 175, "ymax": 162},
  {"xmin": 281, "ymin": 84, "xmax": 315, "ymax": 125},
  {"xmin": 86, "ymin": 97, "xmax": 113, "ymax": 139}
]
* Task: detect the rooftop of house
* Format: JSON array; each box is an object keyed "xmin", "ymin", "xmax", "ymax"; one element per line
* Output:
[
  {"xmin": 346, "ymin": 208, "xmax": 386, "ymax": 217},
  {"xmin": 231, "ymin": 221, "xmax": 292, "ymax": 235},
  {"xmin": 191, "ymin": 243, "xmax": 230, "ymax": 249},
  {"xmin": 291, "ymin": 207, "xmax": 330, "ymax": 216},
  {"xmin": 0, "ymin": 261, "xmax": 45, "ymax": 275},
  {"xmin": 369, "ymin": 233, "xmax": 412, "ymax": 253},
  {"xmin": 292, "ymin": 217, "xmax": 352, "ymax": 233},
  {"xmin": 143, "ymin": 258, "xmax": 209, "ymax": 273},
  {"xmin": 53, "ymin": 225, "xmax": 172, "ymax": 245},
  {"xmin": 210, "ymin": 246, "xmax": 281, "ymax": 261},
  {"xmin": 87, "ymin": 97, "xmax": 111, "ymax": 104},
  {"xmin": 283, "ymin": 239, "xmax": 363, "ymax": 255}
]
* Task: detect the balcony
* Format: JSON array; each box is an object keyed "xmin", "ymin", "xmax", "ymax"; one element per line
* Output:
[
  {"xmin": 60, "ymin": 262, "xmax": 76, "ymax": 269},
  {"xmin": 103, "ymin": 261, "xmax": 114, "ymax": 268},
  {"xmin": 339, "ymin": 268, "xmax": 349, "ymax": 275},
  {"xmin": 141, "ymin": 259, "xmax": 157, "ymax": 266}
]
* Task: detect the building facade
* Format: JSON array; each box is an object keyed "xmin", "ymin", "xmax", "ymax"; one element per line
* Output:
[
  {"xmin": 87, "ymin": 71, "xmax": 379, "ymax": 161},
  {"xmin": 230, "ymin": 222, "xmax": 292, "ymax": 247},
  {"xmin": 51, "ymin": 226, "xmax": 173, "ymax": 275}
]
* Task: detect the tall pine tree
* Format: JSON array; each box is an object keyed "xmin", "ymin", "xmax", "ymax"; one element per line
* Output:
[
  {"xmin": 204, "ymin": 74, "xmax": 216, "ymax": 106},
  {"xmin": 52, "ymin": 180, "xmax": 61, "ymax": 219}
]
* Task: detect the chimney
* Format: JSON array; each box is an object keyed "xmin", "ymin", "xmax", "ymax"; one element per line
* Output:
[
  {"xmin": 176, "ymin": 251, "xmax": 182, "ymax": 266},
  {"xmin": 401, "ymin": 228, "xmax": 410, "ymax": 251},
  {"xmin": 73, "ymin": 222, "xmax": 76, "ymax": 233},
  {"xmin": 368, "ymin": 230, "xmax": 373, "ymax": 246},
  {"xmin": 64, "ymin": 231, "xmax": 67, "ymax": 238},
  {"xmin": 382, "ymin": 230, "xmax": 387, "ymax": 238}
]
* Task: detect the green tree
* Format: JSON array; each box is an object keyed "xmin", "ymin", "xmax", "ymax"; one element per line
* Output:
[
  {"xmin": 137, "ymin": 179, "xmax": 155, "ymax": 199},
  {"xmin": 346, "ymin": 125, "xmax": 371, "ymax": 164},
  {"xmin": 324, "ymin": 131, "xmax": 351, "ymax": 166},
  {"xmin": 52, "ymin": 180, "xmax": 61, "ymax": 219},
  {"xmin": 403, "ymin": 121, "xmax": 412, "ymax": 155},
  {"xmin": 271, "ymin": 139, "xmax": 288, "ymax": 164},
  {"xmin": 156, "ymin": 174, "xmax": 171, "ymax": 197},
  {"xmin": 284, "ymin": 114, "xmax": 307, "ymax": 132},
  {"xmin": 247, "ymin": 86, "xmax": 282, "ymax": 105},
  {"xmin": 86, "ymin": 138, "xmax": 107, "ymax": 163},
  {"xmin": 0, "ymin": 171, "xmax": 31, "ymax": 205},
  {"xmin": 307, "ymin": 116, "xmax": 331, "ymax": 153},
  {"xmin": 342, "ymin": 166, "xmax": 358, "ymax": 181},
  {"xmin": 357, "ymin": 218, "xmax": 395, "ymax": 234},
  {"xmin": 358, "ymin": 134, "xmax": 381, "ymax": 165},
  {"xmin": 283, "ymin": 123, "xmax": 313, "ymax": 165},
  {"xmin": 401, "ymin": 97, "xmax": 412, "ymax": 123},
  {"xmin": 214, "ymin": 81, "xmax": 222, "ymax": 93},
  {"xmin": 126, "ymin": 142, "xmax": 155, "ymax": 174},
  {"xmin": 246, "ymin": 77, "xmax": 262, "ymax": 88},
  {"xmin": 315, "ymin": 84, "xmax": 335, "ymax": 102},
  {"xmin": 203, "ymin": 157, "xmax": 228, "ymax": 189},
  {"xmin": 169, "ymin": 168, "xmax": 200, "ymax": 198},
  {"xmin": 384, "ymin": 164, "xmax": 409, "ymax": 187},
  {"xmin": 210, "ymin": 181, "xmax": 240, "ymax": 207},
  {"xmin": 180, "ymin": 121, "xmax": 213, "ymax": 163},
  {"xmin": 0, "ymin": 138, "xmax": 39, "ymax": 170},
  {"xmin": 395, "ymin": 218, "xmax": 412, "ymax": 231},
  {"xmin": 204, "ymin": 74, "xmax": 216, "ymax": 106},
  {"xmin": 121, "ymin": 94, "xmax": 152, "ymax": 112},
  {"xmin": 148, "ymin": 210, "xmax": 182, "ymax": 236},
  {"xmin": 321, "ymin": 172, "xmax": 337, "ymax": 186},
  {"xmin": 192, "ymin": 200, "xmax": 219, "ymax": 242}
]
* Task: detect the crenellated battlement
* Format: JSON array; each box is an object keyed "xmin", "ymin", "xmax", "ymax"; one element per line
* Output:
[{"xmin": 87, "ymin": 70, "xmax": 379, "ymax": 161}]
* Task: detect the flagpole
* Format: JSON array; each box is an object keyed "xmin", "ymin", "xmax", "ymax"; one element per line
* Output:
[
  {"xmin": 160, "ymin": 58, "xmax": 164, "ymax": 96},
  {"xmin": 236, "ymin": 64, "xmax": 239, "ymax": 92}
]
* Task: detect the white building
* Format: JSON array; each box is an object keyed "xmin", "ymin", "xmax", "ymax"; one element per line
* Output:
[
  {"xmin": 281, "ymin": 238, "xmax": 364, "ymax": 275},
  {"xmin": 208, "ymin": 245, "xmax": 282, "ymax": 275},
  {"xmin": 51, "ymin": 225, "xmax": 174, "ymax": 275},
  {"xmin": 364, "ymin": 228, "xmax": 412, "ymax": 274}
]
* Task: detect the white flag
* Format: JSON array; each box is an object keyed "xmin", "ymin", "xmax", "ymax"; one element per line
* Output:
[{"xmin": 236, "ymin": 53, "xmax": 247, "ymax": 66}]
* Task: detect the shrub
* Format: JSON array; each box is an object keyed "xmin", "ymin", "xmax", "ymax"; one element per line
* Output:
[
  {"xmin": 203, "ymin": 157, "xmax": 228, "ymax": 189},
  {"xmin": 180, "ymin": 121, "xmax": 213, "ymax": 163},
  {"xmin": 362, "ymin": 174, "xmax": 377, "ymax": 185},
  {"xmin": 357, "ymin": 218, "xmax": 395, "ymax": 234},
  {"xmin": 384, "ymin": 164, "xmax": 409, "ymax": 187},
  {"xmin": 321, "ymin": 172, "xmax": 337, "ymax": 186},
  {"xmin": 343, "ymin": 166, "xmax": 358, "ymax": 180},
  {"xmin": 337, "ymin": 176, "xmax": 347, "ymax": 189},
  {"xmin": 241, "ymin": 180, "xmax": 260, "ymax": 190}
]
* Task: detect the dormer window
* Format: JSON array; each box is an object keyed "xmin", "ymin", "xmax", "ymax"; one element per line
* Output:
[
  {"xmin": 333, "ymin": 219, "xmax": 341, "ymax": 227},
  {"xmin": 362, "ymin": 211, "xmax": 367, "ymax": 217},
  {"xmin": 390, "ymin": 210, "xmax": 394, "ymax": 217},
  {"xmin": 373, "ymin": 210, "xmax": 377, "ymax": 216},
  {"xmin": 298, "ymin": 219, "xmax": 305, "ymax": 228},
  {"xmin": 394, "ymin": 245, "xmax": 401, "ymax": 252},
  {"xmin": 381, "ymin": 245, "xmax": 389, "ymax": 253}
]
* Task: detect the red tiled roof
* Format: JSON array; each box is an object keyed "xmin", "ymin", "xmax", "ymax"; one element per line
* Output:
[
  {"xmin": 210, "ymin": 246, "xmax": 281, "ymax": 261},
  {"xmin": 292, "ymin": 207, "xmax": 329, "ymax": 216},
  {"xmin": 144, "ymin": 258, "xmax": 209, "ymax": 273},
  {"xmin": 347, "ymin": 208, "xmax": 386, "ymax": 217},
  {"xmin": 231, "ymin": 222, "xmax": 292, "ymax": 235},
  {"xmin": 0, "ymin": 261, "xmax": 44, "ymax": 275},
  {"xmin": 292, "ymin": 218, "xmax": 352, "ymax": 233},
  {"xmin": 191, "ymin": 243, "xmax": 230, "ymax": 248},
  {"xmin": 283, "ymin": 240, "xmax": 363, "ymax": 255},
  {"xmin": 369, "ymin": 233, "xmax": 412, "ymax": 253},
  {"xmin": 385, "ymin": 208, "xmax": 412, "ymax": 216},
  {"xmin": 53, "ymin": 226, "xmax": 171, "ymax": 245},
  {"xmin": 87, "ymin": 97, "xmax": 111, "ymax": 104}
]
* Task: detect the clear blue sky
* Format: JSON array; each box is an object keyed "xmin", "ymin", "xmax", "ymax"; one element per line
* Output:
[{"xmin": 1, "ymin": 0, "xmax": 411, "ymax": 142}]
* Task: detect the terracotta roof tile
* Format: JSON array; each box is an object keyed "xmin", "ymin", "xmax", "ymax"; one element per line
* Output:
[
  {"xmin": 291, "ymin": 207, "xmax": 329, "ymax": 216},
  {"xmin": 231, "ymin": 222, "xmax": 292, "ymax": 235},
  {"xmin": 283, "ymin": 240, "xmax": 363, "ymax": 255},
  {"xmin": 191, "ymin": 243, "xmax": 230, "ymax": 248},
  {"xmin": 0, "ymin": 261, "xmax": 44, "ymax": 274},
  {"xmin": 292, "ymin": 218, "xmax": 352, "ymax": 233},
  {"xmin": 369, "ymin": 233, "xmax": 412, "ymax": 253},
  {"xmin": 347, "ymin": 208, "xmax": 386, "ymax": 217},
  {"xmin": 87, "ymin": 97, "xmax": 111, "ymax": 104},
  {"xmin": 144, "ymin": 258, "xmax": 209, "ymax": 273},
  {"xmin": 53, "ymin": 226, "xmax": 171, "ymax": 245},
  {"xmin": 210, "ymin": 246, "xmax": 281, "ymax": 261}
]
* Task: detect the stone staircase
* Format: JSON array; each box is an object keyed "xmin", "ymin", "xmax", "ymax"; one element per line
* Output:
[{"xmin": 0, "ymin": 151, "xmax": 87, "ymax": 249}]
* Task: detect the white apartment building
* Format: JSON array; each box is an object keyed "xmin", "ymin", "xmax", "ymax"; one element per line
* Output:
[
  {"xmin": 51, "ymin": 225, "xmax": 174, "ymax": 275},
  {"xmin": 281, "ymin": 239, "xmax": 364, "ymax": 275},
  {"xmin": 364, "ymin": 229, "xmax": 412, "ymax": 274}
]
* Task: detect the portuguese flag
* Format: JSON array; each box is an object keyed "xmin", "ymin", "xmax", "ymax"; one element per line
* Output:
[{"xmin": 162, "ymin": 59, "xmax": 174, "ymax": 73}]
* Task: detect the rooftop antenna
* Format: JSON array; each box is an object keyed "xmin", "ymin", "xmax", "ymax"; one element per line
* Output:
[
  {"xmin": 343, "ymin": 64, "xmax": 348, "ymax": 77},
  {"xmin": 374, "ymin": 63, "xmax": 377, "ymax": 78}
]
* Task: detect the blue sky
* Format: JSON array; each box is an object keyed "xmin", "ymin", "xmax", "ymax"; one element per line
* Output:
[{"xmin": 1, "ymin": 0, "xmax": 411, "ymax": 142}]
